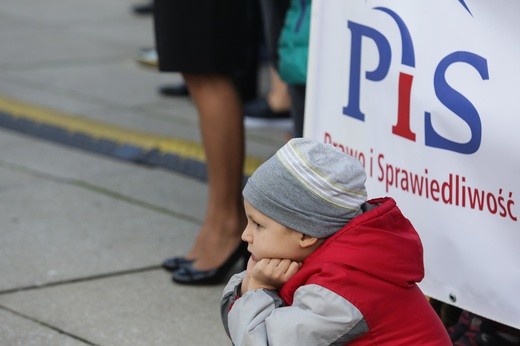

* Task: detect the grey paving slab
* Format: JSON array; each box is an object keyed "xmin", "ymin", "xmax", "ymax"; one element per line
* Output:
[
  {"xmin": 0, "ymin": 74, "xmax": 202, "ymax": 144},
  {"xmin": 0, "ymin": 70, "xmax": 200, "ymax": 144},
  {"xmin": 136, "ymin": 95, "xmax": 202, "ymax": 129},
  {"xmin": 3, "ymin": 63, "xmax": 166, "ymax": 108},
  {"xmin": 0, "ymin": 0, "xmax": 152, "ymax": 52},
  {"xmin": 0, "ymin": 160, "xmax": 199, "ymax": 291},
  {"xmin": 0, "ymin": 130, "xmax": 208, "ymax": 222},
  {"xmin": 0, "ymin": 81, "xmax": 111, "ymax": 118},
  {"xmin": 0, "ymin": 271, "xmax": 231, "ymax": 346},
  {"xmin": 0, "ymin": 19, "xmax": 141, "ymax": 68},
  {"xmin": 0, "ymin": 309, "xmax": 89, "ymax": 346},
  {"xmin": 0, "ymin": 131, "xmax": 130, "ymax": 180},
  {"xmin": 0, "ymin": 0, "xmax": 135, "ymax": 25}
]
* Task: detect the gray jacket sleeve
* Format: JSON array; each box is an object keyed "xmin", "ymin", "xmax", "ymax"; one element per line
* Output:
[
  {"xmin": 222, "ymin": 282, "xmax": 368, "ymax": 346},
  {"xmin": 221, "ymin": 271, "xmax": 248, "ymax": 338}
]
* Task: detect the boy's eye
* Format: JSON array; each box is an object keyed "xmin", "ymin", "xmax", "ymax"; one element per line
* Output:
[{"xmin": 247, "ymin": 215, "xmax": 263, "ymax": 230}]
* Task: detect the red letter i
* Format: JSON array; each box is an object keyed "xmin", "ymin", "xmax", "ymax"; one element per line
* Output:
[{"xmin": 392, "ymin": 72, "xmax": 416, "ymax": 141}]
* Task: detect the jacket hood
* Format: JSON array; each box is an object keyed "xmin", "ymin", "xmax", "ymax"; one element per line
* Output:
[{"xmin": 305, "ymin": 197, "xmax": 424, "ymax": 288}]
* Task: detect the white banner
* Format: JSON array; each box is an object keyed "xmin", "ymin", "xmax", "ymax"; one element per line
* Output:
[{"xmin": 305, "ymin": 0, "xmax": 519, "ymax": 328}]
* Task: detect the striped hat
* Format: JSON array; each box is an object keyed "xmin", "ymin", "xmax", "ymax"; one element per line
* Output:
[{"xmin": 243, "ymin": 138, "xmax": 367, "ymax": 238}]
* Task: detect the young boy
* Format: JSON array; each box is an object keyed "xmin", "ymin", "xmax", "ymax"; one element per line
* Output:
[{"xmin": 221, "ymin": 138, "xmax": 451, "ymax": 345}]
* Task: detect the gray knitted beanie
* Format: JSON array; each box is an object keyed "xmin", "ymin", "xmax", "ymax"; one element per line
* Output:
[{"xmin": 243, "ymin": 138, "xmax": 367, "ymax": 238}]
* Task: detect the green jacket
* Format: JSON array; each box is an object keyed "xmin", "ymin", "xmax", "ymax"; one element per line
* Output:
[{"xmin": 278, "ymin": 0, "xmax": 311, "ymax": 85}]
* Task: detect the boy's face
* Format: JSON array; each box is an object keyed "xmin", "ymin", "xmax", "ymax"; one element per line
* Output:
[{"xmin": 242, "ymin": 200, "xmax": 309, "ymax": 262}]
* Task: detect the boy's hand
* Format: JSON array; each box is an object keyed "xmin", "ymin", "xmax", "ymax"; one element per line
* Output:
[
  {"xmin": 240, "ymin": 255, "xmax": 258, "ymax": 295},
  {"xmin": 246, "ymin": 258, "xmax": 301, "ymax": 292}
]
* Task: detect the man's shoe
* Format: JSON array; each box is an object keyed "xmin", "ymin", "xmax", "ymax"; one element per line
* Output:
[
  {"xmin": 244, "ymin": 97, "xmax": 290, "ymax": 119},
  {"xmin": 244, "ymin": 97, "xmax": 292, "ymax": 131},
  {"xmin": 135, "ymin": 48, "xmax": 157, "ymax": 69},
  {"xmin": 159, "ymin": 84, "xmax": 189, "ymax": 97},
  {"xmin": 132, "ymin": 2, "xmax": 153, "ymax": 15}
]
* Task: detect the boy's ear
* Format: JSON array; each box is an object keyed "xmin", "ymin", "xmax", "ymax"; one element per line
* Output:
[{"xmin": 299, "ymin": 234, "xmax": 320, "ymax": 248}]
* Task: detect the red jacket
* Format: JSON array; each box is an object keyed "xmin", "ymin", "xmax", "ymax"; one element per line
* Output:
[{"xmin": 279, "ymin": 197, "xmax": 450, "ymax": 345}]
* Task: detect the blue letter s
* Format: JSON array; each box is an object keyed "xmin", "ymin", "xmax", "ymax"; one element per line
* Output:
[{"xmin": 425, "ymin": 51, "xmax": 489, "ymax": 154}]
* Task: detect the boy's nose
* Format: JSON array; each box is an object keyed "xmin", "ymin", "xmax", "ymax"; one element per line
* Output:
[{"xmin": 241, "ymin": 228, "xmax": 251, "ymax": 242}]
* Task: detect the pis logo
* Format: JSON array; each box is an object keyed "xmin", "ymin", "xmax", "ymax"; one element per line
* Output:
[{"xmin": 342, "ymin": 1, "xmax": 489, "ymax": 155}]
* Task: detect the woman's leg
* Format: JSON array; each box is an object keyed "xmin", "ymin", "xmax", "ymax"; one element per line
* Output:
[
  {"xmin": 182, "ymin": 72, "xmax": 246, "ymax": 270},
  {"xmin": 260, "ymin": 0, "xmax": 291, "ymax": 112}
]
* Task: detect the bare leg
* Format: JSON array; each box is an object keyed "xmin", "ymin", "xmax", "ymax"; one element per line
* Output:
[
  {"xmin": 266, "ymin": 66, "xmax": 291, "ymax": 112},
  {"xmin": 182, "ymin": 73, "xmax": 246, "ymax": 270}
]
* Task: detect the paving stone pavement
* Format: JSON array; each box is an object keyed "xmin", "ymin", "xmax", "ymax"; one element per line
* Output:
[{"xmin": 0, "ymin": 1, "xmax": 288, "ymax": 345}]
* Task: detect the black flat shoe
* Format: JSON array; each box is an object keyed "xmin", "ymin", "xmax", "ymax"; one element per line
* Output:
[
  {"xmin": 171, "ymin": 242, "xmax": 248, "ymax": 285},
  {"xmin": 162, "ymin": 256, "xmax": 195, "ymax": 272}
]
